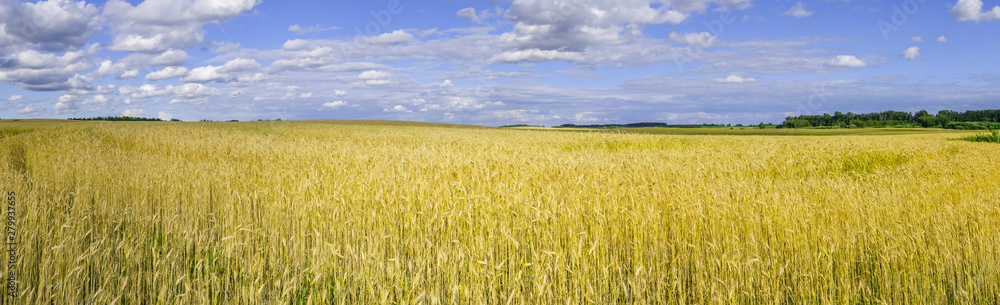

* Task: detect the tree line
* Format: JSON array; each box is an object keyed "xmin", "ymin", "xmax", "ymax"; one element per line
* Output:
[{"xmin": 780, "ymin": 109, "xmax": 1000, "ymax": 130}]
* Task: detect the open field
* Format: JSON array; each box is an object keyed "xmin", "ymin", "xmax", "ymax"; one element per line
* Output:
[
  {"xmin": 1, "ymin": 120, "xmax": 998, "ymax": 303},
  {"xmin": 513, "ymin": 126, "xmax": 979, "ymax": 136}
]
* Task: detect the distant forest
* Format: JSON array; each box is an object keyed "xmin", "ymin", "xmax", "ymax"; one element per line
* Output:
[{"xmin": 780, "ymin": 110, "xmax": 1000, "ymax": 130}]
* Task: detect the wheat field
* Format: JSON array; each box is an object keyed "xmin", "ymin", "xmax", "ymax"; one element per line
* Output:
[{"xmin": 1, "ymin": 120, "xmax": 998, "ymax": 304}]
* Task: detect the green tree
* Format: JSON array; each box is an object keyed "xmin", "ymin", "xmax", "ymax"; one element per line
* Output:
[{"xmin": 916, "ymin": 115, "xmax": 936, "ymax": 128}]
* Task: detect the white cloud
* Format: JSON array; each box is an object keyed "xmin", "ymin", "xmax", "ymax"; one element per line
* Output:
[
  {"xmin": 825, "ymin": 55, "xmax": 867, "ymax": 67},
  {"xmin": 715, "ymin": 75, "xmax": 757, "ymax": 83},
  {"xmin": 158, "ymin": 111, "xmax": 173, "ymax": 121},
  {"xmin": 419, "ymin": 97, "xmax": 505, "ymax": 112},
  {"xmin": 213, "ymin": 41, "xmax": 242, "ymax": 53},
  {"xmin": 365, "ymin": 80, "xmax": 392, "ymax": 85},
  {"xmin": 289, "ymin": 24, "xmax": 339, "ymax": 35},
  {"xmin": 283, "ymin": 39, "xmax": 316, "ymax": 51},
  {"xmin": 368, "ymin": 30, "xmax": 414, "ymax": 44},
  {"xmin": 457, "ymin": 8, "xmax": 479, "ymax": 22},
  {"xmin": 182, "ymin": 66, "xmax": 225, "ymax": 83},
  {"xmin": 489, "ymin": 49, "xmax": 585, "ymax": 63},
  {"xmin": 0, "ymin": 47, "xmax": 97, "ymax": 91},
  {"xmin": 103, "ymin": 0, "xmax": 261, "ymax": 52},
  {"xmin": 385, "ymin": 105, "xmax": 411, "ymax": 113},
  {"xmin": 83, "ymin": 94, "xmax": 113, "ymax": 105},
  {"xmin": 121, "ymin": 108, "xmax": 145, "ymax": 117},
  {"xmin": 785, "ymin": 2, "xmax": 814, "ymax": 18},
  {"xmin": 442, "ymin": 79, "xmax": 455, "ymax": 87},
  {"xmin": 668, "ymin": 32, "xmax": 718, "ymax": 48},
  {"xmin": 498, "ymin": 0, "xmax": 733, "ymax": 51},
  {"xmin": 95, "ymin": 60, "xmax": 128, "ymax": 78},
  {"xmin": 121, "ymin": 84, "xmax": 169, "ymax": 99},
  {"xmin": 221, "ymin": 58, "xmax": 261, "ymax": 72},
  {"xmin": 118, "ymin": 69, "xmax": 140, "ymax": 79},
  {"xmin": 169, "ymin": 83, "xmax": 220, "ymax": 104},
  {"xmin": 951, "ymin": 0, "xmax": 1000, "ymax": 22},
  {"xmin": 120, "ymin": 83, "xmax": 217, "ymax": 104},
  {"xmin": 8, "ymin": 95, "xmax": 25, "ymax": 101},
  {"xmin": 0, "ymin": 0, "xmax": 103, "ymax": 52},
  {"xmin": 146, "ymin": 66, "xmax": 190, "ymax": 81},
  {"xmin": 298, "ymin": 92, "xmax": 313, "ymax": 99},
  {"xmin": 334, "ymin": 90, "xmax": 348, "ymax": 96},
  {"xmin": 54, "ymin": 95, "xmax": 80, "ymax": 114},
  {"xmin": 266, "ymin": 46, "xmax": 337, "ymax": 72},
  {"xmin": 181, "ymin": 58, "xmax": 260, "ymax": 83},
  {"xmin": 321, "ymin": 101, "xmax": 348, "ymax": 109},
  {"xmin": 17, "ymin": 104, "xmax": 44, "ymax": 115},
  {"xmin": 358, "ymin": 70, "xmax": 392, "ymax": 80},
  {"xmin": 937, "ymin": 36, "xmax": 948, "ymax": 42},
  {"xmin": 149, "ymin": 49, "xmax": 192, "ymax": 66},
  {"xmin": 902, "ymin": 47, "xmax": 920, "ymax": 60},
  {"xmin": 912, "ymin": 36, "xmax": 924, "ymax": 42}
]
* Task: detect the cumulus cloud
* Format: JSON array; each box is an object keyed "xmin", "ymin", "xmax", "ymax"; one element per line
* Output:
[
  {"xmin": 442, "ymin": 79, "xmax": 455, "ymax": 87},
  {"xmin": 334, "ymin": 90, "xmax": 348, "ymax": 96},
  {"xmin": 115, "ymin": 49, "xmax": 192, "ymax": 69},
  {"xmin": 715, "ymin": 75, "xmax": 757, "ymax": 83},
  {"xmin": 120, "ymin": 84, "xmax": 169, "ymax": 99},
  {"xmin": 902, "ymin": 47, "xmax": 920, "ymax": 60},
  {"xmin": 825, "ymin": 55, "xmax": 866, "ymax": 67},
  {"xmin": 158, "ymin": 111, "xmax": 173, "ymax": 121},
  {"xmin": 358, "ymin": 70, "xmax": 393, "ymax": 85},
  {"xmin": 181, "ymin": 58, "xmax": 260, "ymax": 83},
  {"xmin": 320, "ymin": 101, "xmax": 348, "ymax": 109},
  {"xmin": 83, "ymin": 94, "xmax": 114, "ymax": 105},
  {"xmin": 267, "ymin": 46, "xmax": 337, "ymax": 72},
  {"xmin": 367, "ymin": 30, "xmax": 414, "ymax": 44},
  {"xmin": 0, "ymin": 47, "xmax": 97, "ymax": 91},
  {"xmin": 951, "ymin": 0, "xmax": 1000, "ymax": 22},
  {"xmin": 385, "ymin": 105, "xmax": 411, "ymax": 113},
  {"xmin": 785, "ymin": 2, "xmax": 814, "ymax": 18},
  {"xmin": 668, "ymin": 32, "xmax": 718, "ymax": 48},
  {"xmin": 8, "ymin": 95, "xmax": 25, "ymax": 101},
  {"xmin": 54, "ymin": 94, "xmax": 79, "ymax": 114},
  {"xmin": 146, "ymin": 66, "xmax": 190, "ymax": 81},
  {"xmin": 489, "ymin": 49, "xmax": 584, "ymax": 63},
  {"xmin": 94, "ymin": 60, "xmax": 128, "ymax": 78},
  {"xmin": 283, "ymin": 39, "xmax": 316, "ymax": 51},
  {"xmin": 912, "ymin": 36, "xmax": 924, "ymax": 42},
  {"xmin": 937, "ymin": 36, "xmax": 948, "ymax": 42},
  {"xmin": 499, "ymin": 0, "xmax": 716, "ymax": 51},
  {"xmin": 457, "ymin": 8, "xmax": 480, "ymax": 22},
  {"xmin": 149, "ymin": 49, "xmax": 192, "ymax": 66},
  {"xmin": 103, "ymin": 0, "xmax": 261, "ymax": 52},
  {"xmin": 0, "ymin": 0, "xmax": 103, "ymax": 52},
  {"xmin": 17, "ymin": 104, "xmax": 44, "ymax": 115},
  {"xmin": 169, "ymin": 83, "xmax": 220, "ymax": 104},
  {"xmin": 119, "ymin": 83, "xmax": 218, "ymax": 104},
  {"xmin": 118, "ymin": 69, "xmax": 140, "ymax": 79}
]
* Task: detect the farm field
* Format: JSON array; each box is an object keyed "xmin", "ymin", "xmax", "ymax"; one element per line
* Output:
[{"xmin": 1, "ymin": 120, "xmax": 998, "ymax": 304}]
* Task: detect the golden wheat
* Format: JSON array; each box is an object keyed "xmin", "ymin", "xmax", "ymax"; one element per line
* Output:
[{"xmin": 0, "ymin": 120, "xmax": 997, "ymax": 304}]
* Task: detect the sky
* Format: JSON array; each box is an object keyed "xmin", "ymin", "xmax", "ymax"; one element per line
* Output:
[{"xmin": 0, "ymin": 0, "xmax": 998, "ymax": 126}]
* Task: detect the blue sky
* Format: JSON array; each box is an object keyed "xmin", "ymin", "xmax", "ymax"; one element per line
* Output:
[{"xmin": 1, "ymin": 0, "xmax": 998, "ymax": 125}]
